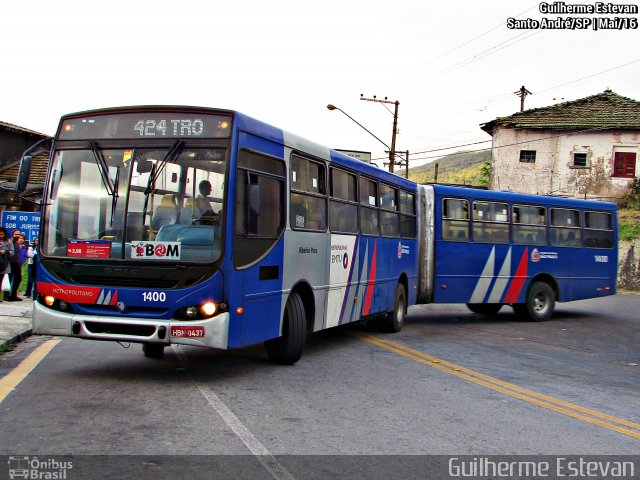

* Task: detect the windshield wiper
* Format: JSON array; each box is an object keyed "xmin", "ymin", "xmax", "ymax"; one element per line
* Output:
[
  {"xmin": 90, "ymin": 141, "xmax": 122, "ymax": 226},
  {"xmin": 90, "ymin": 141, "xmax": 117, "ymax": 197},
  {"xmin": 110, "ymin": 166, "xmax": 120, "ymax": 225},
  {"xmin": 142, "ymin": 140, "xmax": 184, "ymax": 223}
]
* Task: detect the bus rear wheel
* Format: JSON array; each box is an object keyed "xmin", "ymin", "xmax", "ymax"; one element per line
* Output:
[
  {"xmin": 513, "ymin": 281, "xmax": 555, "ymax": 322},
  {"xmin": 265, "ymin": 291, "xmax": 307, "ymax": 365},
  {"xmin": 379, "ymin": 284, "xmax": 407, "ymax": 333},
  {"xmin": 466, "ymin": 303, "xmax": 502, "ymax": 316},
  {"xmin": 142, "ymin": 343, "xmax": 165, "ymax": 359}
]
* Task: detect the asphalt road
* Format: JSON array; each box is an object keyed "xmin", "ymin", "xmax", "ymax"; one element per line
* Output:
[{"xmin": 0, "ymin": 294, "xmax": 638, "ymax": 476}]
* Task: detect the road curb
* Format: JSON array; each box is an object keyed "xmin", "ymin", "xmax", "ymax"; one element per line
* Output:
[{"xmin": 0, "ymin": 329, "xmax": 33, "ymax": 352}]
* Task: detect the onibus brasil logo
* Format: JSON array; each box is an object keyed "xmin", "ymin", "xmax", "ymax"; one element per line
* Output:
[{"xmin": 7, "ymin": 456, "xmax": 72, "ymax": 479}]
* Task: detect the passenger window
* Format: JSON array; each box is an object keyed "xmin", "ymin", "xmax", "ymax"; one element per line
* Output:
[
  {"xmin": 442, "ymin": 198, "xmax": 469, "ymax": 242},
  {"xmin": 380, "ymin": 184, "xmax": 399, "ymax": 237},
  {"xmin": 513, "ymin": 205, "xmax": 546, "ymax": 245},
  {"xmin": 290, "ymin": 155, "xmax": 327, "ymax": 231},
  {"xmin": 359, "ymin": 177, "xmax": 378, "ymax": 236},
  {"xmin": 329, "ymin": 168, "xmax": 358, "ymax": 234},
  {"xmin": 550, "ymin": 208, "xmax": 581, "ymax": 247},
  {"xmin": 399, "ymin": 190, "xmax": 416, "ymax": 238},
  {"xmin": 473, "ymin": 201, "xmax": 509, "ymax": 243}
]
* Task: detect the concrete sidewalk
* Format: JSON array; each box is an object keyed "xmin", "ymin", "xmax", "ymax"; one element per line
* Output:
[{"xmin": 0, "ymin": 297, "xmax": 34, "ymax": 349}]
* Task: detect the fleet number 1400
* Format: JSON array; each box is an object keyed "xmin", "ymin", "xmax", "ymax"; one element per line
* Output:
[{"xmin": 142, "ymin": 291, "xmax": 167, "ymax": 302}]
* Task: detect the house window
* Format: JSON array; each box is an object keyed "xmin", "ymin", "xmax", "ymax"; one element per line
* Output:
[
  {"xmin": 519, "ymin": 150, "xmax": 536, "ymax": 163},
  {"xmin": 613, "ymin": 152, "xmax": 636, "ymax": 178},
  {"xmin": 573, "ymin": 152, "xmax": 588, "ymax": 167}
]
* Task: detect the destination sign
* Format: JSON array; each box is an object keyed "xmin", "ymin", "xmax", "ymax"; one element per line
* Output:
[{"xmin": 58, "ymin": 112, "xmax": 232, "ymax": 140}]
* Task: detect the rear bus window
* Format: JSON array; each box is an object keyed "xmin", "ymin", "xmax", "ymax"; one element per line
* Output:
[{"xmin": 584, "ymin": 211, "xmax": 614, "ymax": 248}]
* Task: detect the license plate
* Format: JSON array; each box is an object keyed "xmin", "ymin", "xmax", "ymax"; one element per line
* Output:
[{"xmin": 171, "ymin": 326, "xmax": 205, "ymax": 338}]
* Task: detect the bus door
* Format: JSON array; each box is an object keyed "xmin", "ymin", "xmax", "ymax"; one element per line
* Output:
[{"xmin": 232, "ymin": 137, "xmax": 287, "ymax": 347}]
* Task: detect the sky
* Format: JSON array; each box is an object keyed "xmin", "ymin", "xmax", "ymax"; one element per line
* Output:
[{"xmin": 2, "ymin": 0, "xmax": 639, "ymax": 169}]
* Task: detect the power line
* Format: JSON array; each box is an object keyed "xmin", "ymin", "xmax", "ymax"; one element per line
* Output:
[
  {"xmin": 428, "ymin": 30, "xmax": 541, "ymax": 80},
  {"xmin": 536, "ymin": 57, "xmax": 640, "ymax": 93},
  {"xmin": 397, "ymin": 3, "xmax": 538, "ymax": 79}
]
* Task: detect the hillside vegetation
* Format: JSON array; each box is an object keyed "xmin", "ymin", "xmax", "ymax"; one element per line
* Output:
[{"xmin": 404, "ymin": 149, "xmax": 491, "ymax": 185}]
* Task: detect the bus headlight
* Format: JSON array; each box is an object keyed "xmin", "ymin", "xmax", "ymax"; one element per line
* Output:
[
  {"xmin": 175, "ymin": 302, "xmax": 223, "ymax": 320},
  {"xmin": 200, "ymin": 302, "xmax": 217, "ymax": 317},
  {"xmin": 41, "ymin": 295, "xmax": 72, "ymax": 312}
]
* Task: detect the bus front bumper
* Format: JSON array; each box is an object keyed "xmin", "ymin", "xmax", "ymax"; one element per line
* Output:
[{"xmin": 32, "ymin": 302, "xmax": 229, "ymax": 349}]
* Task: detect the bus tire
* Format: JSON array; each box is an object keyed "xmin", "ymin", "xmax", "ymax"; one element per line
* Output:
[
  {"xmin": 513, "ymin": 281, "xmax": 555, "ymax": 322},
  {"xmin": 265, "ymin": 291, "xmax": 306, "ymax": 365},
  {"xmin": 381, "ymin": 283, "xmax": 407, "ymax": 333},
  {"xmin": 142, "ymin": 343, "xmax": 165, "ymax": 359},
  {"xmin": 466, "ymin": 303, "xmax": 502, "ymax": 316}
]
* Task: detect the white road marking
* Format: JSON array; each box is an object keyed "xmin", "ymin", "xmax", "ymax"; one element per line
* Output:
[{"xmin": 172, "ymin": 346, "xmax": 295, "ymax": 480}]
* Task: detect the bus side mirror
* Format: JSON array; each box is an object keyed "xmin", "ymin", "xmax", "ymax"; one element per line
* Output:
[
  {"xmin": 16, "ymin": 155, "xmax": 32, "ymax": 193},
  {"xmin": 15, "ymin": 136, "xmax": 52, "ymax": 193}
]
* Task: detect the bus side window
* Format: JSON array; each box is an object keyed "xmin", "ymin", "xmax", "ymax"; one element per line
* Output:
[
  {"xmin": 359, "ymin": 176, "xmax": 379, "ymax": 236},
  {"xmin": 329, "ymin": 168, "xmax": 358, "ymax": 234},
  {"xmin": 290, "ymin": 155, "xmax": 327, "ymax": 231},
  {"xmin": 550, "ymin": 208, "xmax": 581, "ymax": 247},
  {"xmin": 442, "ymin": 198, "xmax": 469, "ymax": 242}
]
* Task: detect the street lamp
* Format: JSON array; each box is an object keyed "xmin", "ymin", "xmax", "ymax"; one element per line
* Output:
[{"xmin": 326, "ymin": 104, "xmax": 390, "ymax": 153}]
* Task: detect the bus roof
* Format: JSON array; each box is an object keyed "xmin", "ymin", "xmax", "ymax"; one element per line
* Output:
[{"xmin": 429, "ymin": 183, "xmax": 618, "ymax": 210}]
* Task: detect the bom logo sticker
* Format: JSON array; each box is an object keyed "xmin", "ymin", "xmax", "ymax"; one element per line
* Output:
[{"xmin": 132, "ymin": 241, "xmax": 181, "ymax": 260}]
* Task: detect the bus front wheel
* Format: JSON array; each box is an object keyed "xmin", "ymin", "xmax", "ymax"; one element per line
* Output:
[
  {"xmin": 265, "ymin": 291, "xmax": 307, "ymax": 365},
  {"xmin": 513, "ymin": 281, "xmax": 555, "ymax": 322}
]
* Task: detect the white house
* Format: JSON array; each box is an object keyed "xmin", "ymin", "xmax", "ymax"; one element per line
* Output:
[{"xmin": 480, "ymin": 90, "xmax": 640, "ymax": 199}]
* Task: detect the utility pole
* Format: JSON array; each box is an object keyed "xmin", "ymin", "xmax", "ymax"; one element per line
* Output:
[
  {"xmin": 515, "ymin": 85, "xmax": 531, "ymax": 112},
  {"xmin": 361, "ymin": 95, "xmax": 399, "ymax": 174}
]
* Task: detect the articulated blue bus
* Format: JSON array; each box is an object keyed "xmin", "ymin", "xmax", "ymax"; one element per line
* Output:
[
  {"xmin": 18, "ymin": 106, "xmax": 418, "ymax": 363},
  {"xmin": 16, "ymin": 106, "xmax": 617, "ymax": 364},
  {"xmin": 415, "ymin": 184, "xmax": 618, "ymax": 320}
]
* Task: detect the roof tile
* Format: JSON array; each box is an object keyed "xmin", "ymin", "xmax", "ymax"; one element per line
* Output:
[{"xmin": 481, "ymin": 90, "xmax": 640, "ymax": 133}]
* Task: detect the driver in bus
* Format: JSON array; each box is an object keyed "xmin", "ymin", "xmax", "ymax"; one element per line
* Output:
[{"xmin": 194, "ymin": 180, "xmax": 217, "ymax": 224}]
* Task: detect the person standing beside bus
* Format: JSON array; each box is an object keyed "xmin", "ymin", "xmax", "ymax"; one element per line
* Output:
[
  {"xmin": 25, "ymin": 237, "xmax": 38, "ymax": 299},
  {"xmin": 0, "ymin": 227, "xmax": 15, "ymax": 303},
  {"xmin": 5, "ymin": 230, "xmax": 25, "ymax": 301}
]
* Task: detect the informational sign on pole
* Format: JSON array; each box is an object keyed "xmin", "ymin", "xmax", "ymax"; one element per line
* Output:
[{"xmin": 1, "ymin": 210, "xmax": 41, "ymax": 243}]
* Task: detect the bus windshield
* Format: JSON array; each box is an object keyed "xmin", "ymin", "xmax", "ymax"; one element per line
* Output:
[{"xmin": 42, "ymin": 145, "xmax": 226, "ymax": 263}]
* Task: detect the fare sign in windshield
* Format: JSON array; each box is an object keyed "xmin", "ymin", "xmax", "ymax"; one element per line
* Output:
[{"xmin": 59, "ymin": 112, "xmax": 231, "ymax": 140}]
